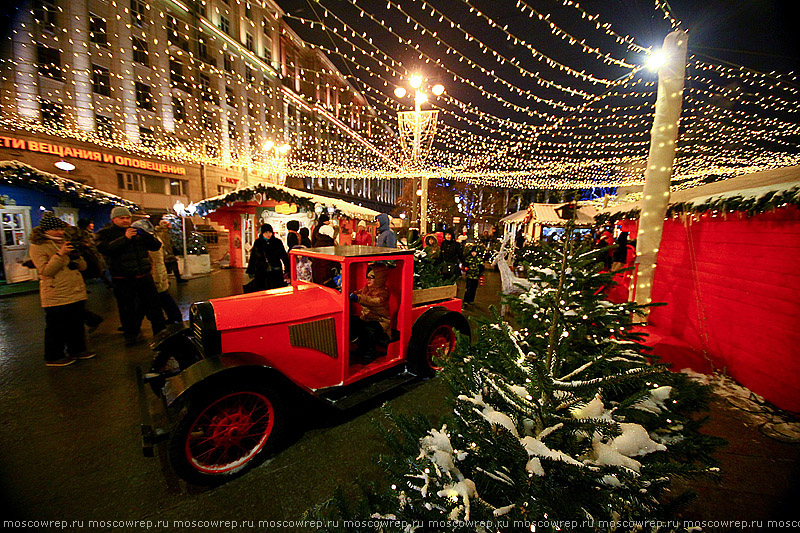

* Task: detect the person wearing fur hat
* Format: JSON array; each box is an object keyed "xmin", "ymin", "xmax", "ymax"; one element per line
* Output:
[
  {"xmin": 310, "ymin": 224, "xmax": 338, "ymax": 287},
  {"xmin": 354, "ymin": 220, "xmax": 372, "ymax": 246},
  {"xmin": 246, "ymin": 223, "xmax": 290, "ymax": 291},
  {"xmin": 96, "ymin": 206, "xmax": 166, "ymax": 345},
  {"xmin": 29, "ymin": 212, "xmax": 95, "ymax": 366},
  {"xmin": 348, "ymin": 264, "xmax": 393, "ymax": 364},
  {"xmin": 285, "ymin": 220, "xmax": 301, "ymax": 249}
]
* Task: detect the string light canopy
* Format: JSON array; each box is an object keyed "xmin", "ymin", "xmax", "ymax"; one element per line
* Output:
[{"xmin": 1, "ymin": 0, "xmax": 797, "ymax": 192}]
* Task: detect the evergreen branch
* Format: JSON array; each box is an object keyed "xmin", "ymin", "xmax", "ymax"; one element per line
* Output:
[{"xmin": 552, "ymin": 366, "xmax": 667, "ymax": 392}]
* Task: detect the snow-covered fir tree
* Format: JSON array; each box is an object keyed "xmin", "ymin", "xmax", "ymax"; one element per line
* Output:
[{"xmin": 310, "ymin": 226, "xmax": 723, "ymax": 532}]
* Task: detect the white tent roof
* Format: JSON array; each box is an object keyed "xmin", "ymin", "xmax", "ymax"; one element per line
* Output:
[
  {"xmin": 196, "ymin": 182, "xmax": 381, "ymax": 219},
  {"xmin": 501, "ymin": 203, "xmax": 598, "ymax": 226}
]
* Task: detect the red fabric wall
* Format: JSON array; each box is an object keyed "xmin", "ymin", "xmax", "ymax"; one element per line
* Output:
[{"xmin": 648, "ymin": 206, "xmax": 800, "ymax": 412}]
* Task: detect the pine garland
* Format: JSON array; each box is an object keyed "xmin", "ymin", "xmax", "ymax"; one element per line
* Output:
[
  {"xmin": 595, "ymin": 183, "xmax": 800, "ymax": 225},
  {"xmin": 0, "ymin": 160, "xmax": 139, "ymax": 209},
  {"xmin": 193, "ymin": 183, "xmax": 317, "ymax": 217}
]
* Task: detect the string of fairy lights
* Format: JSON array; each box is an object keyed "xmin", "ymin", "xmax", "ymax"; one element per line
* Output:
[{"xmin": 0, "ymin": 0, "xmax": 797, "ymax": 193}]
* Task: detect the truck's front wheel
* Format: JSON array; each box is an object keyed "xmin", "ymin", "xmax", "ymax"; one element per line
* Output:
[{"xmin": 168, "ymin": 382, "xmax": 283, "ymax": 484}]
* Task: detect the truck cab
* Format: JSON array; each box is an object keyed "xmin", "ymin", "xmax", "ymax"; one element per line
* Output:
[{"xmin": 140, "ymin": 245, "xmax": 469, "ymax": 484}]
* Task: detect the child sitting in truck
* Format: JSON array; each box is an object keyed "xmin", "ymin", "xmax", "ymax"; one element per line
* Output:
[{"xmin": 348, "ymin": 264, "xmax": 392, "ymax": 364}]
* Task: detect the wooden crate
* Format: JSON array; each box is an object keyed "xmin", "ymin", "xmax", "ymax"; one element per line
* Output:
[{"xmin": 412, "ymin": 284, "xmax": 458, "ymax": 305}]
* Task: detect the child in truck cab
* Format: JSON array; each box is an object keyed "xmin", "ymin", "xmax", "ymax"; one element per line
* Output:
[{"xmin": 348, "ymin": 264, "xmax": 392, "ymax": 364}]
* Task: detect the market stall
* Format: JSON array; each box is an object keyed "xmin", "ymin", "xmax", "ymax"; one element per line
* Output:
[
  {"xmin": 599, "ymin": 165, "xmax": 800, "ymax": 412},
  {"xmin": 500, "ymin": 203, "xmax": 598, "ymax": 243},
  {"xmin": 192, "ymin": 182, "xmax": 381, "ymax": 268}
]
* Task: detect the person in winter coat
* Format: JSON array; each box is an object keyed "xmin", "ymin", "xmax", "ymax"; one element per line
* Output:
[
  {"xmin": 299, "ymin": 227, "xmax": 312, "ymax": 247},
  {"xmin": 354, "ymin": 220, "xmax": 372, "ymax": 246},
  {"xmin": 156, "ymin": 219, "xmax": 186, "ymax": 283},
  {"xmin": 310, "ymin": 224, "xmax": 338, "ymax": 287},
  {"xmin": 135, "ymin": 219, "xmax": 183, "ymax": 324},
  {"xmin": 29, "ymin": 213, "xmax": 95, "ymax": 366},
  {"xmin": 96, "ymin": 206, "xmax": 166, "ymax": 345},
  {"xmin": 311, "ymin": 213, "xmax": 333, "ymax": 246},
  {"xmin": 348, "ymin": 263, "xmax": 392, "ymax": 364},
  {"xmin": 286, "ymin": 220, "xmax": 302, "ymax": 249},
  {"xmin": 463, "ymin": 245, "xmax": 485, "ymax": 305},
  {"xmin": 611, "ymin": 231, "xmax": 635, "ymax": 271},
  {"xmin": 439, "ymin": 229, "xmax": 463, "ymax": 278},
  {"xmin": 246, "ymin": 224, "xmax": 290, "ymax": 291},
  {"xmin": 75, "ymin": 218, "xmax": 105, "ymax": 331},
  {"xmin": 596, "ymin": 228, "xmax": 615, "ymax": 270},
  {"xmin": 375, "ymin": 213, "xmax": 397, "ymax": 248},
  {"xmin": 423, "ymin": 233, "xmax": 440, "ymax": 261}
]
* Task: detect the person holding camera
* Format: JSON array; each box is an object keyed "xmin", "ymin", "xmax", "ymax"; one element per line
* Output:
[
  {"xmin": 29, "ymin": 212, "xmax": 95, "ymax": 367},
  {"xmin": 96, "ymin": 207, "xmax": 166, "ymax": 346}
]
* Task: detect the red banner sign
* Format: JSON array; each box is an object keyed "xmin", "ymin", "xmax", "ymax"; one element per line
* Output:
[{"xmin": 0, "ymin": 135, "xmax": 186, "ymax": 175}]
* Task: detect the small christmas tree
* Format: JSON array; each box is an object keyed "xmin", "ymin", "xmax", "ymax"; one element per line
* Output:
[{"xmin": 310, "ymin": 223, "xmax": 723, "ymax": 532}]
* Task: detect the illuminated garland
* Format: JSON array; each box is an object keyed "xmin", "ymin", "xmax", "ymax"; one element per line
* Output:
[{"xmin": 0, "ymin": 160, "xmax": 140, "ymax": 209}]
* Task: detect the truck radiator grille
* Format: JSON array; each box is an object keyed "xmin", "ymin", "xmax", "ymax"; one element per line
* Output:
[{"xmin": 288, "ymin": 317, "xmax": 338, "ymax": 358}]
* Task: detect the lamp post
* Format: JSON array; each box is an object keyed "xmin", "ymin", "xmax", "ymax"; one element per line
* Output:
[{"xmin": 395, "ymin": 76, "xmax": 444, "ymax": 236}]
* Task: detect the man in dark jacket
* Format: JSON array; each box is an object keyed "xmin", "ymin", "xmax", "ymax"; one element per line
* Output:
[
  {"xmin": 96, "ymin": 207, "xmax": 166, "ymax": 345},
  {"xmin": 246, "ymin": 224, "xmax": 290, "ymax": 290},
  {"xmin": 375, "ymin": 213, "xmax": 397, "ymax": 248},
  {"xmin": 439, "ymin": 229, "xmax": 463, "ymax": 279}
]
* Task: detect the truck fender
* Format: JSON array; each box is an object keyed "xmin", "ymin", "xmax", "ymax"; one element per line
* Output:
[
  {"xmin": 162, "ymin": 353, "xmax": 296, "ymax": 409},
  {"xmin": 407, "ymin": 307, "xmax": 470, "ymax": 375}
]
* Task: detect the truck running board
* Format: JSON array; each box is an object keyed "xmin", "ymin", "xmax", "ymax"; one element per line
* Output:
[{"xmin": 318, "ymin": 369, "xmax": 418, "ymax": 410}]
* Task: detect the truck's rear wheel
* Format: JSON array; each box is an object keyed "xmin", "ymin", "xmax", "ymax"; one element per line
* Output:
[
  {"xmin": 426, "ymin": 323, "xmax": 457, "ymax": 371},
  {"xmin": 409, "ymin": 309, "xmax": 470, "ymax": 377},
  {"xmin": 168, "ymin": 383, "xmax": 283, "ymax": 484}
]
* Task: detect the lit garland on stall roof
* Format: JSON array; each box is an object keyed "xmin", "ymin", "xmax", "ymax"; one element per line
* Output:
[{"xmin": 0, "ymin": 160, "xmax": 140, "ymax": 209}]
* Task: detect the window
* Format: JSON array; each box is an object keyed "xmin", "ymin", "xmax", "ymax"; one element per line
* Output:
[
  {"xmin": 117, "ymin": 172, "xmax": 143, "ymax": 191},
  {"xmin": 92, "ymin": 65, "xmax": 111, "ymax": 97},
  {"xmin": 132, "ymin": 37, "xmax": 148, "ymax": 65},
  {"xmin": 245, "ymin": 33, "xmax": 254, "ymax": 52},
  {"xmin": 206, "ymin": 144, "xmax": 219, "ymax": 158},
  {"xmin": 167, "ymin": 15, "xmax": 179, "ymax": 43},
  {"xmin": 41, "ymin": 101, "xmax": 63, "ymax": 128},
  {"xmin": 245, "ymin": 65, "xmax": 255, "ymax": 84},
  {"xmin": 200, "ymin": 73, "xmax": 216, "ymax": 104},
  {"xmin": 263, "ymin": 46, "xmax": 271, "ymax": 62},
  {"xmin": 228, "ymin": 120, "xmax": 237, "ymax": 140},
  {"xmin": 130, "ymin": 0, "xmax": 146, "ymax": 27},
  {"xmin": 225, "ymin": 86, "xmax": 236, "ymax": 108},
  {"xmin": 96, "ymin": 115, "xmax": 114, "ymax": 140},
  {"xmin": 89, "ymin": 15, "xmax": 108, "ymax": 46},
  {"xmin": 37, "ymin": 45, "xmax": 62, "ymax": 80},
  {"xmin": 218, "ymin": 15, "xmax": 229, "ymax": 35},
  {"xmin": 247, "ymin": 99, "xmax": 255, "ymax": 117},
  {"xmin": 169, "ymin": 57, "xmax": 187, "ymax": 90},
  {"xmin": 245, "ymin": 3, "xmax": 252, "ymax": 19},
  {"xmin": 139, "ymin": 126, "xmax": 155, "ymax": 147},
  {"xmin": 198, "ymin": 38, "xmax": 210, "ymax": 62},
  {"xmin": 172, "ymin": 97, "xmax": 185, "ymax": 122},
  {"xmin": 169, "ymin": 179, "xmax": 186, "ymax": 196},
  {"xmin": 224, "ymin": 53, "xmax": 234, "ymax": 73},
  {"xmin": 202, "ymin": 110, "xmax": 215, "ymax": 130},
  {"xmin": 135, "ymin": 82, "xmax": 153, "ymax": 110},
  {"xmin": 34, "ymin": 0, "xmax": 58, "ymax": 28}
]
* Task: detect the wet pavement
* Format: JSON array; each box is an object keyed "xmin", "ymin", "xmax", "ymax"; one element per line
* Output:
[{"xmin": 0, "ymin": 268, "xmax": 797, "ymax": 532}]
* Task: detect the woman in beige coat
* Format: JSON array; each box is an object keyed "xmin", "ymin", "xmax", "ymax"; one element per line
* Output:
[{"xmin": 29, "ymin": 213, "xmax": 95, "ymax": 367}]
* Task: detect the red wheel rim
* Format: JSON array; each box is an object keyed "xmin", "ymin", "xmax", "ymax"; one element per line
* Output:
[
  {"xmin": 427, "ymin": 324, "xmax": 456, "ymax": 370},
  {"xmin": 185, "ymin": 391, "xmax": 274, "ymax": 474}
]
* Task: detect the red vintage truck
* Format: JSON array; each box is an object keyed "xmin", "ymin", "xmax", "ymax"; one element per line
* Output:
[{"xmin": 139, "ymin": 245, "xmax": 469, "ymax": 484}]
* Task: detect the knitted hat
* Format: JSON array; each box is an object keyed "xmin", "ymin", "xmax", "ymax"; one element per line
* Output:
[
  {"xmin": 286, "ymin": 220, "xmax": 300, "ymax": 232},
  {"xmin": 110, "ymin": 206, "xmax": 132, "ymax": 219},
  {"xmin": 39, "ymin": 212, "xmax": 68, "ymax": 231},
  {"xmin": 319, "ymin": 225, "xmax": 335, "ymax": 238},
  {"xmin": 260, "ymin": 223, "xmax": 274, "ymax": 235}
]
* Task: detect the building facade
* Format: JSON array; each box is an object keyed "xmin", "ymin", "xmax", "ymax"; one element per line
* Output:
[{"xmin": 0, "ymin": 0, "xmax": 402, "ymax": 220}]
